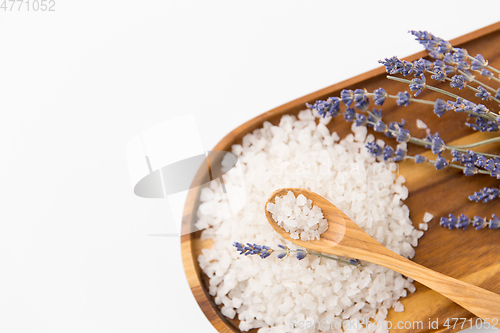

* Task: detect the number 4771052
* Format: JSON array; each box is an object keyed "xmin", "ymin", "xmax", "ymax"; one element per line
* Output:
[{"xmin": 1, "ymin": 0, "xmax": 55, "ymax": 11}]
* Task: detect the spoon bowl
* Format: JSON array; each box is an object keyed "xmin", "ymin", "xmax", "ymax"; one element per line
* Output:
[{"xmin": 265, "ymin": 188, "xmax": 500, "ymax": 328}]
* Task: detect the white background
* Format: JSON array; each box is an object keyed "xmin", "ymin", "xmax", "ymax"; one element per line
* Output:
[{"xmin": 0, "ymin": 1, "xmax": 499, "ymax": 332}]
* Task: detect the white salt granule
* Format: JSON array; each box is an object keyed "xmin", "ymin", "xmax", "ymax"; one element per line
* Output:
[
  {"xmin": 423, "ymin": 212, "xmax": 434, "ymax": 222},
  {"xmin": 266, "ymin": 191, "xmax": 328, "ymax": 241},
  {"xmin": 419, "ymin": 223, "xmax": 428, "ymax": 231},
  {"xmin": 197, "ymin": 110, "xmax": 423, "ymax": 332},
  {"xmin": 416, "ymin": 119, "xmax": 428, "ymax": 129}
]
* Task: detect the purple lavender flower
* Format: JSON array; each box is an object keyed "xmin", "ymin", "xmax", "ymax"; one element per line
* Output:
[
  {"xmin": 471, "ymin": 54, "xmax": 488, "ymax": 70},
  {"xmin": 354, "ymin": 89, "xmax": 367, "ymax": 103},
  {"xmin": 436, "ymin": 40, "xmax": 452, "ymax": 54},
  {"xmin": 355, "ymin": 97, "xmax": 370, "ymax": 112},
  {"xmin": 373, "ymin": 120, "xmax": 387, "ymax": 132},
  {"xmin": 440, "ymin": 214, "xmax": 458, "ymax": 229},
  {"xmin": 450, "ymin": 74, "xmax": 467, "ymax": 89},
  {"xmin": 414, "ymin": 154, "xmax": 426, "ymax": 163},
  {"xmin": 326, "ymin": 97, "xmax": 341, "ymax": 117},
  {"xmin": 475, "ymin": 86, "xmax": 491, "ymax": 101},
  {"xmin": 354, "ymin": 113, "xmax": 367, "ymax": 127},
  {"xmin": 473, "ymin": 216, "xmax": 487, "ymax": 230},
  {"xmin": 443, "ymin": 52, "xmax": 454, "ymax": 64},
  {"xmin": 430, "ymin": 68, "xmax": 446, "ymax": 82},
  {"xmin": 397, "ymin": 59, "xmax": 414, "ymax": 76},
  {"xmin": 463, "ymin": 163, "xmax": 477, "ymax": 176},
  {"xmin": 344, "ymin": 107, "xmax": 355, "ymax": 122},
  {"xmin": 379, "ymin": 56, "xmax": 399, "ymax": 74},
  {"xmin": 441, "ymin": 214, "xmax": 500, "ymax": 231},
  {"xmin": 481, "ymin": 68, "xmax": 493, "ymax": 78},
  {"xmin": 386, "ymin": 120, "xmax": 405, "ymax": 139},
  {"xmin": 341, "ymin": 89, "xmax": 355, "ymax": 106},
  {"xmin": 233, "ymin": 242, "xmax": 274, "ymax": 259},
  {"xmin": 396, "ymin": 128, "xmax": 410, "ymax": 142},
  {"xmin": 307, "ymin": 97, "xmax": 341, "ymax": 118},
  {"xmin": 490, "ymin": 215, "xmax": 500, "ymax": 229},
  {"xmin": 469, "ymin": 187, "xmax": 500, "ymax": 203},
  {"xmin": 413, "ymin": 58, "xmax": 433, "ymax": 76},
  {"xmin": 383, "ymin": 146, "xmax": 394, "ymax": 160},
  {"xmin": 474, "ymin": 155, "xmax": 488, "ymax": 169},
  {"xmin": 380, "ymin": 56, "xmax": 414, "ymax": 76},
  {"xmin": 349, "ymin": 259, "xmax": 361, "ymax": 267},
  {"xmin": 396, "ymin": 91, "xmax": 411, "ymax": 106},
  {"xmin": 276, "ymin": 251, "xmax": 287, "ymax": 259},
  {"xmin": 425, "ymin": 131, "xmax": 440, "ymax": 149},
  {"xmin": 295, "ymin": 249, "xmax": 308, "ymax": 260},
  {"xmin": 373, "ymin": 88, "xmax": 388, "ymax": 105},
  {"xmin": 410, "ymin": 30, "xmax": 442, "ymax": 55},
  {"xmin": 473, "ymin": 104, "xmax": 488, "ymax": 115},
  {"xmin": 466, "ymin": 117, "xmax": 499, "ymax": 132},
  {"xmin": 431, "ymin": 134, "xmax": 446, "ymax": 154},
  {"xmin": 367, "ymin": 108, "xmax": 382, "ymax": 123},
  {"xmin": 457, "ymin": 214, "xmax": 470, "ymax": 229},
  {"xmin": 450, "ymin": 150, "xmax": 477, "ymax": 165},
  {"xmin": 366, "ymin": 142, "xmax": 382, "ymax": 156},
  {"xmin": 461, "ymin": 70, "xmax": 474, "ymax": 82},
  {"xmin": 393, "ymin": 148, "xmax": 406, "ymax": 162},
  {"xmin": 409, "ymin": 74, "xmax": 426, "ymax": 96},
  {"xmin": 434, "ymin": 156, "xmax": 448, "ymax": 170},
  {"xmin": 433, "ymin": 99, "xmax": 446, "ymax": 117},
  {"xmin": 452, "ymin": 48, "xmax": 468, "ymax": 62}
]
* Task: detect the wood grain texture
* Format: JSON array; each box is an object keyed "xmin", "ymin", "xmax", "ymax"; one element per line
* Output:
[
  {"xmin": 181, "ymin": 22, "xmax": 500, "ymax": 333},
  {"xmin": 265, "ymin": 188, "xmax": 500, "ymax": 328}
]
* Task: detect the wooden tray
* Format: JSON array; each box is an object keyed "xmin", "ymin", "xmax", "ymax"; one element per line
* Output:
[{"xmin": 181, "ymin": 22, "xmax": 500, "ymax": 333}]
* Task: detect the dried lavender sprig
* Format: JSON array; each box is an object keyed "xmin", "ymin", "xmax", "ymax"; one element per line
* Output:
[
  {"xmin": 309, "ymin": 88, "xmax": 475, "ymax": 121},
  {"xmin": 380, "ymin": 55, "xmax": 500, "ymax": 104},
  {"xmin": 410, "ymin": 30, "xmax": 500, "ymax": 76},
  {"xmin": 309, "ymin": 95, "xmax": 500, "ymax": 159},
  {"xmin": 469, "ymin": 187, "xmax": 500, "ymax": 203},
  {"xmin": 466, "ymin": 116, "xmax": 499, "ymax": 132},
  {"xmin": 364, "ymin": 116, "xmax": 500, "ymax": 159},
  {"xmin": 439, "ymin": 214, "xmax": 500, "ymax": 230},
  {"xmin": 386, "ymin": 75, "xmax": 498, "ymax": 121},
  {"xmin": 451, "ymin": 150, "xmax": 500, "ymax": 178},
  {"xmin": 366, "ymin": 141, "xmax": 494, "ymax": 176},
  {"xmin": 232, "ymin": 242, "xmax": 362, "ymax": 267},
  {"xmin": 380, "ymin": 55, "xmax": 500, "ymax": 99},
  {"xmin": 452, "ymin": 70, "xmax": 500, "ymax": 104}
]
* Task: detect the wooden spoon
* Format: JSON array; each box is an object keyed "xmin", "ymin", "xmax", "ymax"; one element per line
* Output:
[{"xmin": 265, "ymin": 188, "xmax": 500, "ymax": 328}]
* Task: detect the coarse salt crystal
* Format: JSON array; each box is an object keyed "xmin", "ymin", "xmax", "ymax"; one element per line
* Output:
[
  {"xmin": 423, "ymin": 212, "xmax": 433, "ymax": 222},
  {"xmin": 416, "ymin": 119, "xmax": 428, "ymax": 129}
]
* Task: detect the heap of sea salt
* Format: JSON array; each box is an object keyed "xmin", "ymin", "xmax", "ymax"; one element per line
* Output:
[{"xmin": 266, "ymin": 191, "xmax": 328, "ymax": 241}]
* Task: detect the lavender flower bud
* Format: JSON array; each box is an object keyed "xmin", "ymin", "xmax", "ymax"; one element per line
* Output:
[
  {"xmin": 393, "ymin": 148, "xmax": 406, "ymax": 162},
  {"xmin": 344, "ymin": 107, "xmax": 355, "ymax": 122},
  {"xmin": 414, "ymin": 155, "xmax": 426, "ymax": 163},
  {"xmin": 341, "ymin": 89, "xmax": 354, "ymax": 106},
  {"xmin": 396, "ymin": 91, "xmax": 411, "ymax": 106},
  {"xmin": 450, "ymin": 74, "xmax": 467, "ymax": 89},
  {"xmin": 383, "ymin": 146, "xmax": 394, "ymax": 161},
  {"xmin": 475, "ymin": 86, "xmax": 491, "ymax": 101},
  {"xmin": 471, "ymin": 54, "xmax": 488, "ymax": 70},
  {"xmin": 373, "ymin": 88, "xmax": 388, "ymax": 106},
  {"xmin": 366, "ymin": 142, "xmax": 382, "ymax": 156},
  {"xmin": 434, "ymin": 156, "xmax": 448, "ymax": 170},
  {"xmin": 433, "ymin": 99, "xmax": 446, "ymax": 117}
]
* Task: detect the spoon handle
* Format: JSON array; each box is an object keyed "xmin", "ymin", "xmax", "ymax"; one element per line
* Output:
[{"xmin": 371, "ymin": 246, "xmax": 500, "ymax": 328}]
